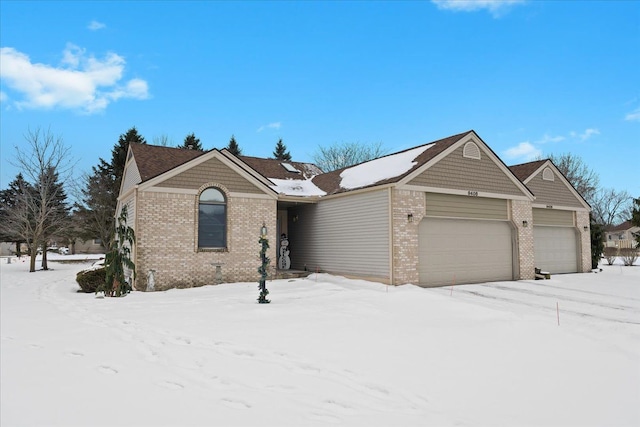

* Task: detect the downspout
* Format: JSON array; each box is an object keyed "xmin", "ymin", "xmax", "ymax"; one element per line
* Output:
[
  {"xmin": 133, "ymin": 185, "xmax": 139, "ymax": 287},
  {"xmin": 388, "ymin": 187, "xmax": 394, "ymax": 286}
]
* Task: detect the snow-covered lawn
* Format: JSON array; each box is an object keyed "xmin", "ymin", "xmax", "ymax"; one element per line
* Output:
[{"xmin": 1, "ymin": 255, "xmax": 638, "ymax": 426}]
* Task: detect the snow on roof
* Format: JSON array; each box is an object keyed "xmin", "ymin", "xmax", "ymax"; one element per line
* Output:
[
  {"xmin": 269, "ymin": 178, "xmax": 327, "ymax": 196},
  {"xmin": 339, "ymin": 144, "xmax": 433, "ymax": 190}
]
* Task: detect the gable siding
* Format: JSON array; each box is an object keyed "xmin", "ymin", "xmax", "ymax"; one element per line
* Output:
[
  {"xmin": 288, "ymin": 190, "xmax": 390, "ymax": 279},
  {"xmin": 122, "ymin": 159, "xmax": 141, "ymax": 195},
  {"xmin": 526, "ymin": 172, "xmax": 585, "ymax": 208},
  {"xmin": 157, "ymin": 157, "xmax": 264, "ymax": 194},
  {"xmin": 409, "ymin": 145, "xmax": 523, "ymax": 196}
]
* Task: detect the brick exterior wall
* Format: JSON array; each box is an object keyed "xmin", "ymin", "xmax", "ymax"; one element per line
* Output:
[
  {"xmin": 134, "ymin": 186, "xmax": 277, "ymax": 291},
  {"xmin": 391, "ymin": 191, "xmax": 537, "ymax": 285},
  {"xmin": 576, "ymin": 210, "xmax": 592, "ymax": 272},
  {"xmin": 391, "ymin": 189, "xmax": 424, "ymax": 285},
  {"xmin": 511, "ymin": 199, "xmax": 535, "ymax": 280}
]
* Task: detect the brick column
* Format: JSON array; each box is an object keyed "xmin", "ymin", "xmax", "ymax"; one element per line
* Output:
[
  {"xmin": 576, "ymin": 211, "xmax": 592, "ymax": 272},
  {"xmin": 511, "ymin": 200, "xmax": 535, "ymax": 280},
  {"xmin": 391, "ymin": 189, "xmax": 425, "ymax": 285}
]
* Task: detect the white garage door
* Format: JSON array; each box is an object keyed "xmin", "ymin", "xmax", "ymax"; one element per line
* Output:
[
  {"xmin": 533, "ymin": 226, "xmax": 578, "ymax": 274},
  {"xmin": 419, "ymin": 218, "xmax": 514, "ymax": 287}
]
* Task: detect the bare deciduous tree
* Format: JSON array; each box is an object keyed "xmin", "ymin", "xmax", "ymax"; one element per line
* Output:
[
  {"xmin": 591, "ymin": 188, "xmax": 632, "ymax": 226},
  {"xmin": 313, "ymin": 141, "xmax": 387, "ymax": 172},
  {"xmin": 152, "ymin": 134, "xmax": 173, "ymax": 146},
  {"xmin": 2, "ymin": 128, "xmax": 73, "ymax": 272}
]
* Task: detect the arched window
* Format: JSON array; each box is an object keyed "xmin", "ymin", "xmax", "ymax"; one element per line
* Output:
[{"xmin": 198, "ymin": 188, "xmax": 227, "ymax": 248}]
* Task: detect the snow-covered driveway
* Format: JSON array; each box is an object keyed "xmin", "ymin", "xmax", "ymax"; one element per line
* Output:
[{"xmin": 1, "ymin": 256, "xmax": 639, "ymax": 426}]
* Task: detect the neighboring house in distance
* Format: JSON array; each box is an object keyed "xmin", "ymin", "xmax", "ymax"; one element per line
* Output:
[
  {"xmin": 604, "ymin": 220, "xmax": 639, "ymax": 249},
  {"xmin": 72, "ymin": 238, "xmax": 105, "ymax": 254},
  {"xmin": 509, "ymin": 160, "xmax": 591, "ymax": 274},
  {"xmin": 118, "ymin": 130, "xmax": 592, "ymax": 291}
]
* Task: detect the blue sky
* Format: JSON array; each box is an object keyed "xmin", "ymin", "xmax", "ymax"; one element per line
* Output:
[{"xmin": 1, "ymin": 0, "xmax": 638, "ymax": 198}]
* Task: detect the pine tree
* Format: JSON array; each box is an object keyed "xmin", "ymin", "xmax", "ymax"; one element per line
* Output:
[
  {"xmin": 0, "ymin": 173, "xmax": 29, "ymax": 256},
  {"xmin": 227, "ymin": 135, "xmax": 242, "ymax": 156},
  {"xmin": 273, "ymin": 138, "xmax": 292, "ymax": 161},
  {"xmin": 112, "ymin": 127, "xmax": 146, "ymax": 186},
  {"xmin": 590, "ymin": 213, "xmax": 605, "ymax": 270},
  {"xmin": 78, "ymin": 127, "xmax": 146, "ymax": 251},
  {"xmin": 180, "ymin": 133, "xmax": 203, "ymax": 151},
  {"xmin": 37, "ymin": 166, "xmax": 70, "ymax": 270},
  {"xmin": 74, "ymin": 161, "xmax": 115, "ymax": 251},
  {"xmin": 632, "ymin": 197, "xmax": 640, "ymax": 247}
]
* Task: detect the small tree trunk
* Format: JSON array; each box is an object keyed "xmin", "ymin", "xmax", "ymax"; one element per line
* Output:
[
  {"xmin": 29, "ymin": 246, "xmax": 37, "ymax": 272},
  {"xmin": 42, "ymin": 248, "xmax": 48, "ymax": 270}
]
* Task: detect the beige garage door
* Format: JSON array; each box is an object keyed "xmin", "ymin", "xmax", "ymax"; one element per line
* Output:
[
  {"xmin": 418, "ymin": 218, "xmax": 514, "ymax": 287},
  {"xmin": 533, "ymin": 226, "xmax": 578, "ymax": 274}
]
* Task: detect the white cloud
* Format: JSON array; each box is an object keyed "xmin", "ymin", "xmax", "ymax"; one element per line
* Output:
[
  {"xmin": 570, "ymin": 128, "xmax": 600, "ymax": 141},
  {"xmin": 0, "ymin": 91, "xmax": 7, "ymax": 103},
  {"xmin": 431, "ymin": 0, "xmax": 526, "ymax": 17},
  {"xmin": 88, "ymin": 20, "xmax": 106, "ymax": 31},
  {"xmin": 535, "ymin": 134, "xmax": 565, "ymax": 144},
  {"xmin": 0, "ymin": 45, "xmax": 149, "ymax": 114},
  {"xmin": 503, "ymin": 141, "xmax": 542, "ymax": 161},
  {"xmin": 257, "ymin": 122, "xmax": 282, "ymax": 132},
  {"xmin": 625, "ymin": 108, "xmax": 640, "ymax": 122}
]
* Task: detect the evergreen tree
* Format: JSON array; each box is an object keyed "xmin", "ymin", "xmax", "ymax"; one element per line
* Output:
[
  {"xmin": 78, "ymin": 127, "xmax": 146, "ymax": 251},
  {"xmin": 179, "ymin": 133, "xmax": 203, "ymax": 151},
  {"xmin": 590, "ymin": 213, "xmax": 605, "ymax": 270},
  {"xmin": 631, "ymin": 197, "xmax": 640, "ymax": 247},
  {"xmin": 0, "ymin": 173, "xmax": 29, "ymax": 256},
  {"xmin": 273, "ymin": 138, "xmax": 292, "ymax": 161},
  {"xmin": 112, "ymin": 127, "xmax": 146, "ymax": 190},
  {"xmin": 74, "ymin": 160, "xmax": 115, "ymax": 251},
  {"xmin": 227, "ymin": 135, "xmax": 242, "ymax": 156},
  {"xmin": 37, "ymin": 166, "xmax": 70, "ymax": 270}
]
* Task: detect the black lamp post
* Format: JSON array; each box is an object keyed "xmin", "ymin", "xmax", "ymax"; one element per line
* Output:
[{"xmin": 257, "ymin": 222, "xmax": 270, "ymax": 303}]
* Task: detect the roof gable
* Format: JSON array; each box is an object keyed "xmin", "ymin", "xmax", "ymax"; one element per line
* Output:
[
  {"xmin": 402, "ymin": 132, "xmax": 533, "ymax": 199},
  {"xmin": 125, "ymin": 144, "xmax": 276, "ymax": 197},
  {"xmin": 312, "ymin": 131, "xmax": 470, "ymax": 195},
  {"xmin": 509, "ymin": 160, "xmax": 590, "ymax": 210}
]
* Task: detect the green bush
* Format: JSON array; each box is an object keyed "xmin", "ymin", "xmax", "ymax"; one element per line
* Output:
[{"xmin": 76, "ymin": 267, "xmax": 106, "ymax": 293}]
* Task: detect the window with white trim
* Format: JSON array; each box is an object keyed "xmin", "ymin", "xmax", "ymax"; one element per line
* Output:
[
  {"xmin": 542, "ymin": 167, "xmax": 555, "ymax": 181},
  {"xmin": 198, "ymin": 188, "xmax": 227, "ymax": 249}
]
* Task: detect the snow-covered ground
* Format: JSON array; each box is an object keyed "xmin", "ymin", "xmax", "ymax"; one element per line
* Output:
[{"xmin": 1, "ymin": 254, "xmax": 638, "ymax": 426}]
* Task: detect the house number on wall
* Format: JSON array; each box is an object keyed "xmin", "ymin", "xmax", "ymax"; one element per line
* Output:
[{"xmin": 467, "ymin": 191, "xmax": 478, "ymax": 197}]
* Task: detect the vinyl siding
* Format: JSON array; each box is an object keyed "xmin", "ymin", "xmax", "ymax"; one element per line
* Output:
[
  {"xmin": 526, "ymin": 171, "xmax": 585, "ymax": 208},
  {"xmin": 287, "ymin": 190, "xmax": 390, "ymax": 279},
  {"xmin": 425, "ymin": 193, "xmax": 508, "ymax": 220},
  {"xmin": 121, "ymin": 159, "xmax": 141, "ymax": 194},
  {"xmin": 532, "ymin": 208, "xmax": 574, "ymax": 226},
  {"xmin": 409, "ymin": 144, "xmax": 524, "ymax": 196},
  {"xmin": 157, "ymin": 157, "xmax": 264, "ymax": 194}
]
